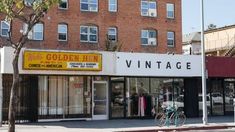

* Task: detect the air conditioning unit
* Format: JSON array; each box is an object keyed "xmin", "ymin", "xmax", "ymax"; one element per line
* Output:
[
  {"xmin": 149, "ymin": 38, "xmax": 156, "ymax": 45},
  {"xmin": 149, "ymin": 9, "xmax": 156, "ymax": 17}
]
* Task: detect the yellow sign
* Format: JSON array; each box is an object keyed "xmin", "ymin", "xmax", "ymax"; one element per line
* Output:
[{"xmin": 23, "ymin": 51, "xmax": 102, "ymax": 71}]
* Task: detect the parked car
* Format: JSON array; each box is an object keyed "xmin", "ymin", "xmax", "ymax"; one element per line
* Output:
[
  {"xmin": 198, "ymin": 94, "xmax": 211, "ymax": 114},
  {"xmin": 211, "ymin": 92, "xmax": 231, "ymax": 104}
]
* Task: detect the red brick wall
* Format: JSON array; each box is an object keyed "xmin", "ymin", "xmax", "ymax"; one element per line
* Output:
[{"xmin": 0, "ymin": 0, "xmax": 182, "ymax": 54}]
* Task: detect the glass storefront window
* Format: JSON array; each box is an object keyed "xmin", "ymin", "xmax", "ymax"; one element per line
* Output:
[
  {"xmin": 38, "ymin": 76, "xmax": 92, "ymax": 119},
  {"xmin": 126, "ymin": 77, "xmax": 184, "ymax": 118}
]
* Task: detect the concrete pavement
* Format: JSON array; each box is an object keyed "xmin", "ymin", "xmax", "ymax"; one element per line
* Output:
[{"xmin": 0, "ymin": 116, "xmax": 234, "ymax": 132}]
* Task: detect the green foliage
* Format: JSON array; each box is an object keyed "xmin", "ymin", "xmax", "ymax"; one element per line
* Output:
[{"xmin": 0, "ymin": 0, "xmax": 61, "ymax": 22}]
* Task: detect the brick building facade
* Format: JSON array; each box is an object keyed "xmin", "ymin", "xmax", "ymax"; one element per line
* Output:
[{"xmin": 0, "ymin": 0, "xmax": 182, "ymax": 53}]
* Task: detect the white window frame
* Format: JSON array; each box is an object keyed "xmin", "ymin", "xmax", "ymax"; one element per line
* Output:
[
  {"xmin": 108, "ymin": 27, "xmax": 117, "ymax": 42},
  {"xmin": 80, "ymin": 0, "xmax": 98, "ymax": 12},
  {"xmin": 109, "ymin": 0, "xmax": 117, "ymax": 12},
  {"xmin": 80, "ymin": 26, "xmax": 98, "ymax": 43},
  {"xmin": 59, "ymin": 0, "xmax": 68, "ymax": 10},
  {"xmin": 58, "ymin": 24, "xmax": 68, "ymax": 41},
  {"xmin": 1, "ymin": 21, "xmax": 10, "ymax": 37},
  {"xmin": 167, "ymin": 31, "xmax": 175, "ymax": 47},
  {"xmin": 167, "ymin": 3, "xmax": 174, "ymax": 19},
  {"xmin": 141, "ymin": 30, "xmax": 157, "ymax": 45},
  {"xmin": 24, "ymin": 23, "xmax": 44, "ymax": 40},
  {"xmin": 141, "ymin": 0, "xmax": 157, "ymax": 17}
]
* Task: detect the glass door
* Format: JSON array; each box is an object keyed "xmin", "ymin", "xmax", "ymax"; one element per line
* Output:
[
  {"xmin": 111, "ymin": 82, "xmax": 125, "ymax": 118},
  {"xmin": 92, "ymin": 81, "xmax": 108, "ymax": 120},
  {"xmin": 224, "ymin": 80, "xmax": 235, "ymax": 115}
]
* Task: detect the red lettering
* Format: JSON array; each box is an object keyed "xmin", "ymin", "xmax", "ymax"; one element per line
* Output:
[
  {"xmin": 52, "ymin": 54, "xmax": 57, "ymax": 60},
  {"xmin": 46, "ymin": 54, "xmax": 51, "ymax": 60}
]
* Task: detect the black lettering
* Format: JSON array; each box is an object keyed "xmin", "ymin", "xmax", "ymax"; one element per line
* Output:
[
  {"xmin": 176, "ymin": 62, "xmax": 181, "ymax": 69},
  {"xmin": 156, "ymin": 61, "xmax": 161, "ymax": 69},
  {"xmin": 166, "ymin": 62, "xmax": 171, "ymax": 69},
  {"xmin": 145, "ymin": 61, "xmax": 151, "ymax": 68},
  {"xmin": 126, "ymin": 60, "xmax": 132, "ymax": 68},
  {"xmin": 187, "ymin": 62, "xmax": 191, "ymax": 69},
  {"xmin": 138, "ymin": 60, "xmax": 140, "ymax": 68}
]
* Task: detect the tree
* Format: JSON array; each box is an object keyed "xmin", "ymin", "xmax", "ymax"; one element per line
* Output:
[
  {"xmin": 105, "ymin": 34, "xmax": 122, "ymax": 51},
  {"xmin": 0, "ymin": 0, "xmax": 60, "ymax": 132}
]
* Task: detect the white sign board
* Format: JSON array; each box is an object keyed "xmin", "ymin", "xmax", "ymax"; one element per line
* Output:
[{"xmin": 116, "ymin": 53, "xmax": 201, "ymax": 77}]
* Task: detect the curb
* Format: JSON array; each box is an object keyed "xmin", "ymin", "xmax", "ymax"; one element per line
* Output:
[{"xmin": 122, "ymin": 124, "xmax": 235, "ymax": 132}]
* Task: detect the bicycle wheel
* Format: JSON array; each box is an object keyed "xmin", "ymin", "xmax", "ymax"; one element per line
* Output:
[
  {"xmin": 176, "ymin": 112, "xmax": 186, "ymax": 126},
  {"xmin": 157, "ymin": 114, "xmax": 166, "ymax": 127}
]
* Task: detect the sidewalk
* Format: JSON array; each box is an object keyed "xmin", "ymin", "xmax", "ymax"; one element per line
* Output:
[{"xmin": 0, "ymin": 116, "xmax": 234, "ymax": 132}]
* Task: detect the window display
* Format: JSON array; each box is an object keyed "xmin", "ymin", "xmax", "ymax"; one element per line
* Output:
[{"xmin": 38, "ymin": 76, "xmax": 91, "ymax": 119}]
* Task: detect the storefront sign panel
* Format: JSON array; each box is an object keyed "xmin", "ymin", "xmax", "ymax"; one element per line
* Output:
[
  {"xmin": 116, "ymin": 53, "xmax": 201, "ymax": 77},
  {"xmin": 23, "ymin": 51, "xmax": 102, "ymax": 71}
]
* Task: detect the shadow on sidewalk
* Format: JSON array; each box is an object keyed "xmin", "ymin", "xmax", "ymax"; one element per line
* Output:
[{"xmin": 19, "ymin": 116, "xmax": 234, "ymax": 129}]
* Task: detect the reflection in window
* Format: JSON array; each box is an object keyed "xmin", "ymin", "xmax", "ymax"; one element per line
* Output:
[{"xmin": 126, "ymin": 77, "xmax": 184, "ymax": 118}]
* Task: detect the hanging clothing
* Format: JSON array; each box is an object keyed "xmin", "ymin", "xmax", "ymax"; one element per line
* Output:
[{"xmin": 138, "ymin": 96, "xmax": 146, "ymax": 117}]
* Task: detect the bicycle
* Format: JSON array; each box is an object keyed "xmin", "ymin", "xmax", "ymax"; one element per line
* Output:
[{"xmin": 155, "ymin": 105, "xmax": 186, "ymax": 127}]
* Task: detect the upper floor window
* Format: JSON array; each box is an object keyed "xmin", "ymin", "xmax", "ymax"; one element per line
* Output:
[
  {"xmin": 58, "ymin": 24, "xmax": 68, "ymax": 41},
  {"xmin": 59, "ymin": 0, "xmax": 68, "ymax": 9},
  {"xmin": 1, "ymin": 21, "xmax": 10, "ymax": 37},
  {"xmin": 141, "ymin": 30, "xmax": 157, "ymax": 45},
  {"xmin": 141, "ymin": 0, "xmax": 157, "ymax": 17},
  {"xmin": 80, "ymin": 26, "xmax": 98, "ymax": 43},
  {"xmin": 80, "ymin": 0, "xmax": 98, "ymax": 12},
  {"xmin": 108, "ymin": 27, "xmax": 117, "ymax": 42},
  {"xmin": 167, "ymin": 31, "xmax": 175, "ymax": 47},
  {"xmin": 109, "ymin": 0, "xmax": 117, "ymax": 12},
  {"xmin": 166, "ymin": 3, "xmax": 174, "ymax": 19},
  {"xmin": 24, "ymin": 23, "xmax": 44, "ymax": 40}
]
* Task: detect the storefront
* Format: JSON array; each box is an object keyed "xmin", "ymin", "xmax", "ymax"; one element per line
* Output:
[{"xmin": 0, "ymin": 47, "xmax": 235, "ymax": 123}]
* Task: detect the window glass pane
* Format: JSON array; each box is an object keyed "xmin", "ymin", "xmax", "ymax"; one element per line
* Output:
[
  {"xmin": 34, "ymin": 32, "xmax": 43, "ymax": 40},
  {"xmin": 167, "ymin": 40, "xmax": 174, "ymax": 46},
  {"xmin": 149, "ymin": 2, "xmax": 156, "ymax": 9},
  {"xmin": 89, "ymin": 4, "xmax": 97, "ymax": 11},
  {"xmin": 81, "ymin": 27, "xmax": 88, "ymax": 33},
  {"xmin": 110, "ymin": 0, "xmax": 116, "ymax": 4},
  {"xmin": 108, "ymin": 28, "xmax": 116, "ymax": 35},
  {"xmin": 141, "ymin": 38, "xmax": 148, "ymax": 45},
  {"xmin": 59, "ymin": 33, "xmax": 67, "ymax": 40},
  {"xmin": 108, "ymin": 35, "xmax": 116, "ymax": 41},
  {"xmin": 167, "ymin": 4, "xmax": 174, "ymax": 11},
  {"xmin": 2, "ymin": 29, "xmax": 8, "ymax": 36},
  {"xmin": 141, "ymin": 30, "xmax": 148, "ymax": 38},
  {"xmin": 2, "ymin": 21, "xmax": 9, "ymax": 29},
  {"xmin": 90, "ymin": 27, "xmax": 97, "ymax": 34},
  {"xmin": 81, "ymin": 3, "xmax": 88, "ymax": 10},
  {"xmin": 90, "ymin": 0, "xmax": 97, "ymax": 4},
  {"xmin": 34, "ymin": 24, "xmax": 43, "ymax": 32},
  {"xmin": 90, "ymin": 35, "xmax": 97, "ymax": 41},
  {"xmin": 109, "ymin": 5, "xmax": 116, "ymax": 11},
  {"xmin": 59, "ymin": 0, "xmax": 67, "ymax": 8},
  {"xmin": 141, "ymin": 1, "xmax": 148, "ymax": 8},
  {"xmin": 168, "ymin": 32, "xmax": 174, "ymax": 39},
  {"xmin": 149, "ymin": 31, "xmax": 156, "ymax": 38},
  {"xmin": 81, "ymin": 34, "xmax": 88, "ymax": 41},
  {"xmin": 58, "ymin": 24, "xmax": 67, "ymax": 33},
  {"xmin": 168, "ymin": 12, "xmax": 174, "ymax": 18}
]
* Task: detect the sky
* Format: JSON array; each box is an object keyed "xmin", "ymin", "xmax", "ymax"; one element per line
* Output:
[{"xmin": 182, "ymin": 0, "xmax": 235, "ymax": 34}]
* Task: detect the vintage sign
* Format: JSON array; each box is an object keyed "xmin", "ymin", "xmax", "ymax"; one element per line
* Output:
[
  {"xmin": 116, "ymin": 52, "xmax": 201, "ymax": 77},
  {"xmin": 23, "ymin": 51, "xmax": 102, "ymax": 71}
]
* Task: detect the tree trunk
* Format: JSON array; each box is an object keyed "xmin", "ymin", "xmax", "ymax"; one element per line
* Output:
[{"xmin": 8, "ymin": 52, "xmax": 20, "ymax": 132}]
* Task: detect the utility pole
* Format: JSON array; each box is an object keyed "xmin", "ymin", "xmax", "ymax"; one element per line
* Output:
[{"xmin": 200, "ymin": 0, "xmax": 208, "ymax": 125}]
